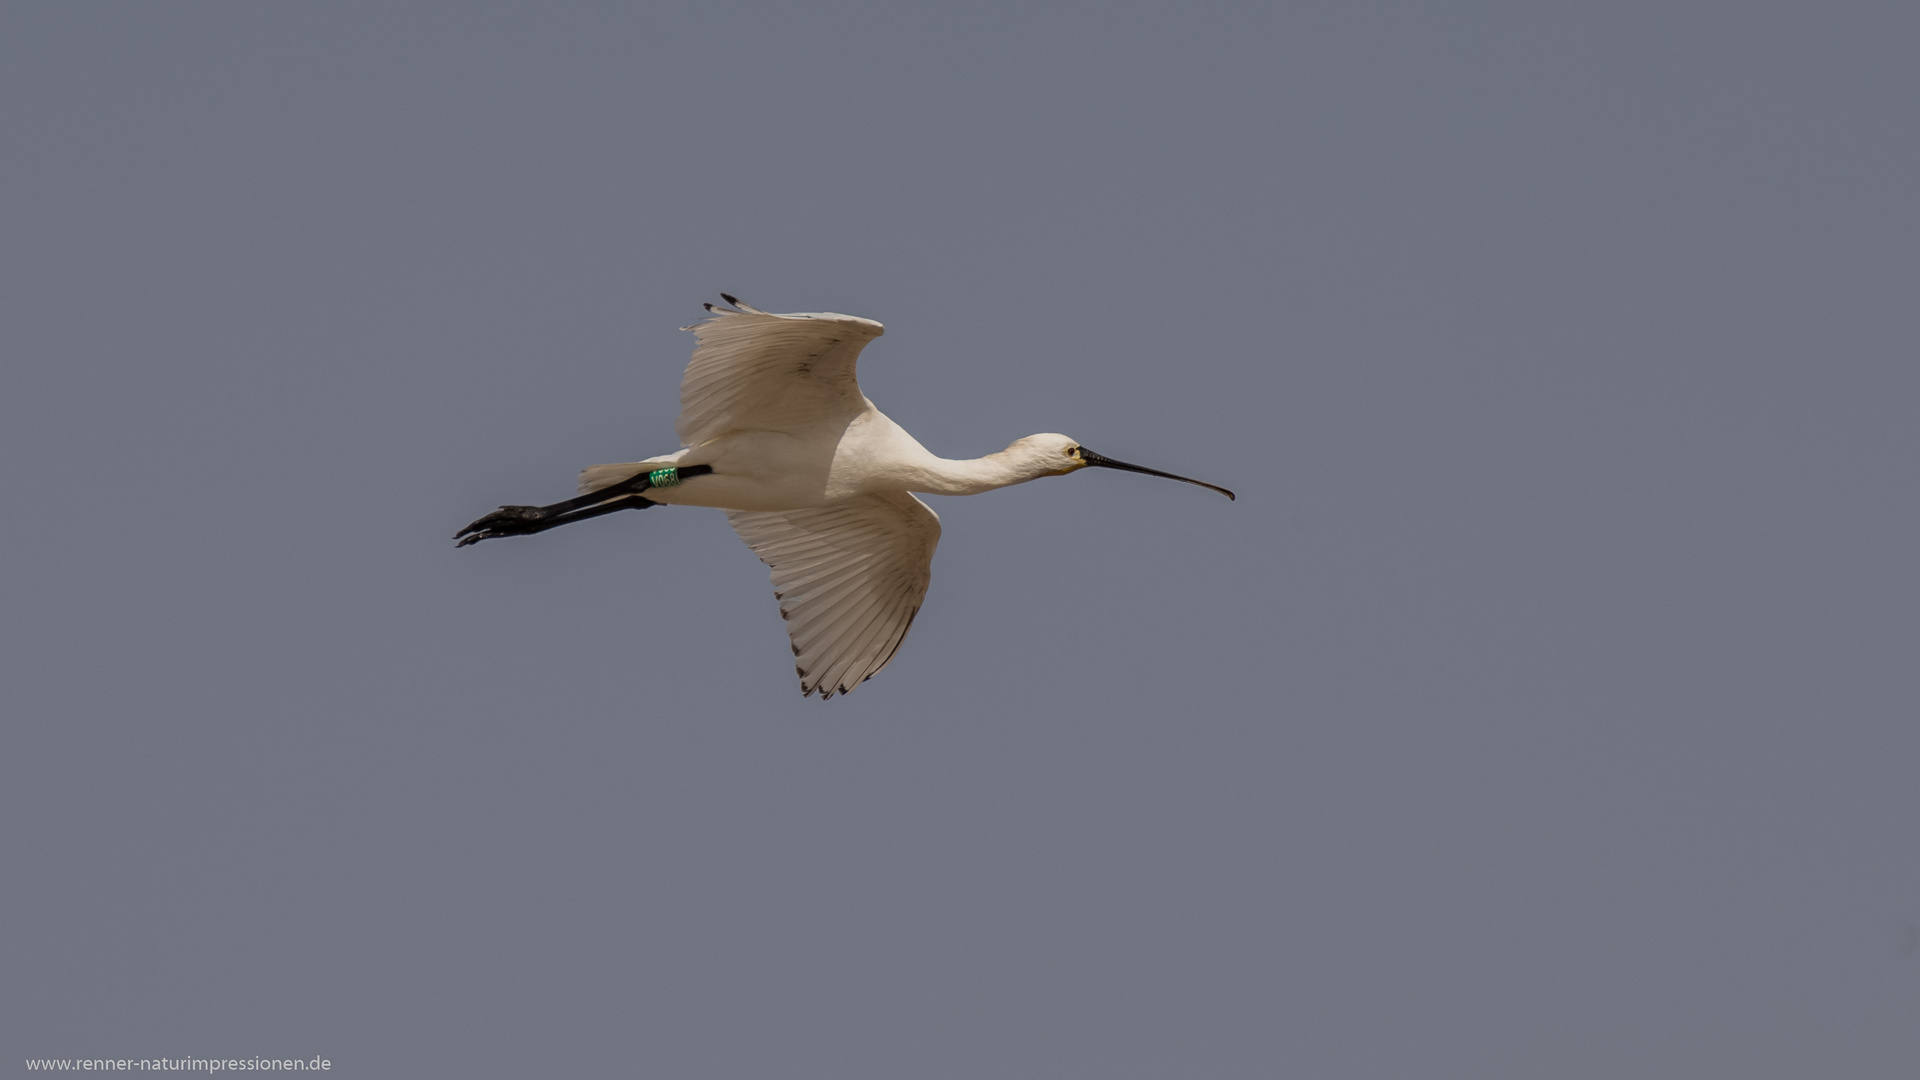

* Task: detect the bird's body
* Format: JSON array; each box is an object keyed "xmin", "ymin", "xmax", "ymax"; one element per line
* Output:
[
  {"xmin": 458, "ymin": 296, "xmax": 1233, "ymax": 698},
  {"xmin": 578, "ymin": 409, "xmax": 1063, "ymax": 511}
]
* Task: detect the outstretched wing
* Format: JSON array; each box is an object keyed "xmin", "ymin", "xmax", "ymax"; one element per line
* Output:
[
  {"xmin": 676, "ymin": 295, "xmax": 886, "ymax": 448},
  {"xmin": 726, "ymin": 490, "xmax": 941, "ymax": 699}
]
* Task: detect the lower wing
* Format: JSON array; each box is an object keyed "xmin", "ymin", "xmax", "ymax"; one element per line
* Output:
[{"xmin": 726, "ymin": 491, "xmax": 942, "ymax": 699}]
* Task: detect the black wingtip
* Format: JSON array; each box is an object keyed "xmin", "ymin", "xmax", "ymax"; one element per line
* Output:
[{"xmin": 720, "ymin": 293, "xmax": 741, "ymax": 307}]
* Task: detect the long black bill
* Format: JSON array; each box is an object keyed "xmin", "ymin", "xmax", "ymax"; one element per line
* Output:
[{"xmin": 1079, "ymin": 448, "xmax": 1235, "ymax": 501}]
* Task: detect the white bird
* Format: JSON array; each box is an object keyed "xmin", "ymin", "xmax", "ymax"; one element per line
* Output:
[{"xmin": 457, "ymin": 295, "xmax": 1234, "ymax": 698}]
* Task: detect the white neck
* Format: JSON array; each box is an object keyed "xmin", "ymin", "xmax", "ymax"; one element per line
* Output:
[
  {"xmin": 909, "ymin": 450, "xmax": 1044, "ymax": 496},
  {"xmin": 852, "ymin": 421, "xmax": 1073, "ymax": 498}
]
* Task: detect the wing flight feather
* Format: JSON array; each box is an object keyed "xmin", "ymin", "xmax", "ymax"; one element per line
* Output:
[
  {"xmin": 726, "ymin": 491, "xmax": 941, "ymax": 699},
  {"xmin": 676, "ymin": 299, "xmax": 885, "ymax": 448}
]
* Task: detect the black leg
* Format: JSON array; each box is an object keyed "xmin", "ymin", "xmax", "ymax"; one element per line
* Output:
[
  {"xmin": 453, "ymin": 464, "xmax": 712, "ymax": 547},
  {"xmin": 455, "ymin": 494, "xmax": 658, "ymax": 547}
]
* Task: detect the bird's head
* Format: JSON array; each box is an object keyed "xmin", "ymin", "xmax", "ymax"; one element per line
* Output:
[{"xmin": 1004, "ymin": 433, "xmax": 1236, "ymax": 499}]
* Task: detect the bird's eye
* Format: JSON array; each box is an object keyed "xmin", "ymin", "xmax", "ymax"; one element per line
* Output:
[{"xmin": 1066, "ymin": 446, "xmax": 1081, "ymax": 458}]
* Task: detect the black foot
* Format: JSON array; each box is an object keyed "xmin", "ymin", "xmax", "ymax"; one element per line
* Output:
[{"xmin": 455, "ymin": 505, "xmax": 551, "ymax": 546}]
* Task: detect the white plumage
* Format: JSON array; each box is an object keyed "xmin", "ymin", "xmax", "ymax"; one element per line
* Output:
[
  {"xmin": 459, "ymin": 296, "xmax": 1233, "ymax": 699},
  {"xmin": 727, "ymin": 492, "xmax": 938, "ymax": 698}
]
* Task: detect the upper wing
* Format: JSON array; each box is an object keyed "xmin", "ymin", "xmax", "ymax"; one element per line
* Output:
[
  {"xmin": 676, "ymin": 295, "xmax": 886, "ymax": 448},
  {"xmin": 726, "ymin": 490, "xmax": 941, "ymax": 699}
]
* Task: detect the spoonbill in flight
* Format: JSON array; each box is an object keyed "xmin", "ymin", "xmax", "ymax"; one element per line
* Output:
[{"xmin": 456, "ymin": 296, "xmax": 1234, "ymax": 698}]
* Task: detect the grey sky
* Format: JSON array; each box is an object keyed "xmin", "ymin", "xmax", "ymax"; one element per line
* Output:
[{"xmin": 4, "ymin": 3, "xmax": 1917, "ymax": 1077}]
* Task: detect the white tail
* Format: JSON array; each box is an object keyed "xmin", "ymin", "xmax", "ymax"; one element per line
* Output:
[{"xmin": 577, "ymin": 462, "xmax": 649, "ymax": 495}]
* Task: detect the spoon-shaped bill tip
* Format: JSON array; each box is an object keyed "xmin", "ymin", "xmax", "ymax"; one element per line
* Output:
[{"xmin": 1079, "ymin": 448, "xmax": 1235, "ymax": 501}]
